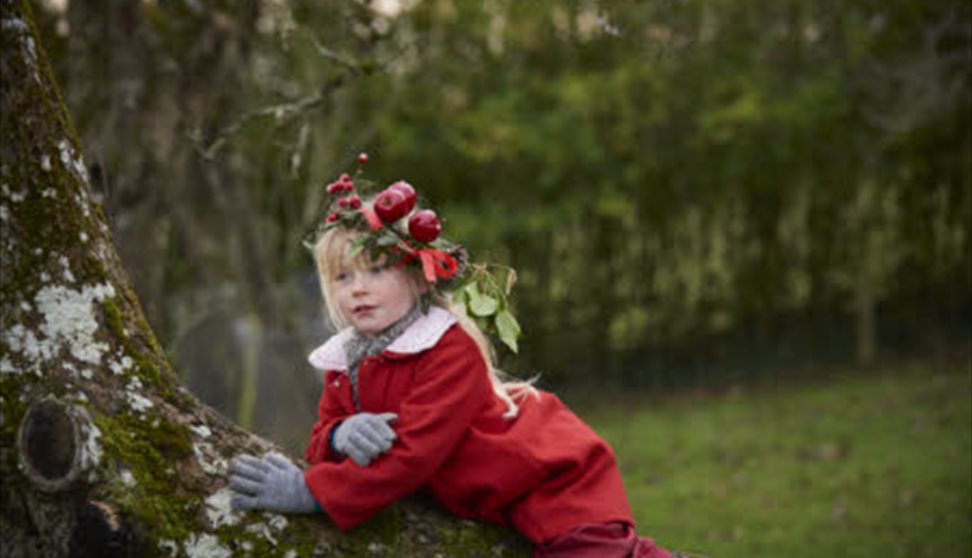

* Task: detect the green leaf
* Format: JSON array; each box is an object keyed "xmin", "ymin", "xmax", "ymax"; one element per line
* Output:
[
  {"xmin": 377, "ymin": 235, "xmax": 398, "ymax": 247},
  {"xmin": 450, "ymin": 288, "xmax": 468, "ymax": 308},
  {"xmin": 495, "ymin": 310, "xmax": 521, "ymax": 353},
  {"xmin": 466, "ymin": 283, "xmax": 499, "ymax": 316}
]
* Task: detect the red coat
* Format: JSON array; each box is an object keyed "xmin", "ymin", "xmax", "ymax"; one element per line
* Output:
[{"xmin": 303, "ymin": 307, "xmax": 634, "ymax": 544}]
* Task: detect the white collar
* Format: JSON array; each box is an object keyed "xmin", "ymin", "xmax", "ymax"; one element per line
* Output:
[{"xmin": 307, "ymin": 306, "xmax": 457, "ymax": 371}]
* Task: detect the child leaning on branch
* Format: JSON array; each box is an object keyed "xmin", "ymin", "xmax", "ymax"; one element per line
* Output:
[{"xmin": 228, "ymin": 155, "xmax": 676, "ymax": 557}]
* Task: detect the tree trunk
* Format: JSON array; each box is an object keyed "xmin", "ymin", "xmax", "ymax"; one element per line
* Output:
[{"xmin": 0, "ymin": 1, "xmax": 529, "ymax": 556}]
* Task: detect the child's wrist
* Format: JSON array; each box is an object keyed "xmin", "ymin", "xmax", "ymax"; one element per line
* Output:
[{"xmin": 328, "ymin": 421, "xmax": 343, "ymax": 456}]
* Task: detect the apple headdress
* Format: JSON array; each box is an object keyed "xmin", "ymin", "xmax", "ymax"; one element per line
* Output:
[{"xmin": 305, "ymin": 154, "xmax": 522, "ymax": 353}]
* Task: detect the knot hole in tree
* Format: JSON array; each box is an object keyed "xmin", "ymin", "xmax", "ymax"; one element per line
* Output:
[{"xmin": 17, "ymin": 397, "xmax": 87, "ymax": 492}]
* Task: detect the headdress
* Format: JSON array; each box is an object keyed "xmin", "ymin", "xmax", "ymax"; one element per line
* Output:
[{"xmin": 305, "ymin": 153, "xmax": 523, "ymax": 353}]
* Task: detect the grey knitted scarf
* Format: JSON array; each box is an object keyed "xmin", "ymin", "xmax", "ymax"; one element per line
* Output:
[{"xmin": 344, "ymin": 305, "xmax": 424, "ymax": 412}]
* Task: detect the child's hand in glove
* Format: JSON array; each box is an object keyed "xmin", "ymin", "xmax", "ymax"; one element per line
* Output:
[
  {"xmin": 331, "ymin": 412, "xmax": 398, "ymax": 467},
  {"xmin": 229, "ymin": 452, "xmax": 319, "ymax": 513}
]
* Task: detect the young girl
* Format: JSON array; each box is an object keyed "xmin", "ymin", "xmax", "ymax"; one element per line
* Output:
[{"xmin": 229, "ymin": 170, "xmax": 674, "ymax": 558}]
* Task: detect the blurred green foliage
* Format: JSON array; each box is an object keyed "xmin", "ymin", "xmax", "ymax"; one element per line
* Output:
[
  {"xmin": 272, "ymin": 0, "xmax": 970, "ymax": 385},
  {"xmin": 33, "ymin": 0, "xmax": 970, "ymax": 388}
]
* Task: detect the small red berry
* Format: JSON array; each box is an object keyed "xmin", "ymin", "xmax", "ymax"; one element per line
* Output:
[
  {"xmin": 374, "ymin": 188, "xmax": 410, "ymax": 223},
  {"xmin": 408, "ymin": 209, "xmax": 442, "ymax": 243},
  {"xmin": 339, "ymin": 173, "xmax": 351, "ymax": 184},
  {"xmin": 357, "ymin": 153, "xmax": 369, "ymax": 165},
  {"xmin": 388, "ymin": 181, "xmax": 417, "ymax": 214},
  {"xmin": 326, "ymin": 213, "xmax": 340, "ymax": 223},
  {"xmin": 326, "ymin": 182, "xmax": 341, "ymax": 195},
  {"xmin": 338, "ymin": 197, "xmax": 349, "ymax": 208},
  {"xmin": 348, "ymin": 195, "xmax": 361, "ymax": 209},
  {"xmin": 343, "ymin": 181, "xmax": 355, "ymax": 192}
]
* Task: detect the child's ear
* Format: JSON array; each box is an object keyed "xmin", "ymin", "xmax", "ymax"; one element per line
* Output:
[{"xmin": 412, "ymin": 275, "xmax": 431, "ymax": 296}]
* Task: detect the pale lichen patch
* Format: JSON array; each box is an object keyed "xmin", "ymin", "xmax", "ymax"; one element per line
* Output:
[
  {"xmin": 108, "ymin": 353, "xmax": 134, "ymax": 375},
  {"xmin": 0, "ymin": 17, "xmax": 28, "ymax": 33},
  {"xmin": 108, "ymin": 355, "xmax": 133, "ymax": 376},
  {"xmin": 204, "ymin": 487, "xmax": 241, "ymax": 529},
  {"xmin": 240, "ymin": 513, "xmax": 290, "ymax": 548},
  {"xmin": 267, "ymin": 514, "xmax": 288, "ymax": 532},
  {"xmin": 120, "ymin": 468, "xmax": 136, "ymax": 487},
  {"xmin": 1, "ymin": 17, "xmax": 37, "ymax": 77},
  {"xmin": 194, "ymin": 442, "xmax": 227, "ymax": 476},
  {"xmin": 58, "ymin": 255, "xmax": 75, "ymax": 283},
  {"xmin": 80, "ymin": 422, "xmax": 103, "ymax": 480},
  {"xmin": 124, "ymin": 376, "xmax": 154, "ymax": 413},
  {"xmin": 245, "ymin": 521, "xmax": 279, "ymax": 546},
  {"xmin": 184, "ymin": 533, "xmax": 232, "ymax": 558},
  {"xmin": 3, "ymin": 324, "xmax": 43, "ymax": 375},
  {"xmin": 57, "ymin": 139, "xmax": 89, "ymax": 186},
  {"xmin": 158, "ymin": 539, "xmax": 178, "ymax": 557},
  {"xmin": 126, "ymin": 391, "xmax": 154, "ymax": 414},
  {"xmin": 190, "ymin": 424, "xmax": 212, "ymax": 439},
  {"xmin": 9, "ymin": 283, "xmax": 118, "ymax": 372},
  {"xmin": 1, "ymin": 183, "xmax": 25, "ymax": 203}
]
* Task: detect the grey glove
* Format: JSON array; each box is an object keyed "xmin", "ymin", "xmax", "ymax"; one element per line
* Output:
[
  {"xmin": 229, "ymin": 452, "xmax": 319, "ymax": 514},
  {"xmin": 332, "ymin": 412, "xmax": 398, "ymax": 467}
]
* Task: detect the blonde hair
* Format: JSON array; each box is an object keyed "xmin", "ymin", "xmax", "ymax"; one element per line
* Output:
[{"xmin": 313, "ymin": 226, "xmax": 537, "ymax": 418}]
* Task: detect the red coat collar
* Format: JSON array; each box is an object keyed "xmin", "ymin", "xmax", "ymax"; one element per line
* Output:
[{"xmin": 307, "ymin": 306, "xmax": 457, "ymax": 372}]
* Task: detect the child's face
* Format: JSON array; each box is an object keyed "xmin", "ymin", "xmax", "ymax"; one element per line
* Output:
[{"xmin": 331, "ymin": 258, "xmax": 417, "ymax": 338}]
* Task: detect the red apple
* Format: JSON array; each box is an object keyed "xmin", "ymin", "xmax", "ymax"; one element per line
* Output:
[
  {"xmin": 408, "ymin": 209, "xmax": 441, "ymax": 243},
  {"xmin": 389, "ymin": 181, "xmax": 417, "ymax": 214},
  {"xmin": 374, "ymin": 188, "xmax": 410, "ymax": 222}
]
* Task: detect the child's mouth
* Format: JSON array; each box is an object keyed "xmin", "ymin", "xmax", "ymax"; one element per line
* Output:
[{"xmin": 353, "ymin": 305, "xmax": 376, "ymax": 316}]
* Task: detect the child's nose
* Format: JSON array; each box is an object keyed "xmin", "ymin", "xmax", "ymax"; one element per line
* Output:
[{"xmin": 350, "ymin": 273, "xmax": 370, "ymax": 292}]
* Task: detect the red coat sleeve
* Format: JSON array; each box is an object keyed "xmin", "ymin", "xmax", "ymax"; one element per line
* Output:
[
  {"xmin": 304, "ymin": 326, "xmax": 493, "ymax": 530},
  {"xmin": 305, "ymin": 370, "xmax": 353, "ymax": 465}
]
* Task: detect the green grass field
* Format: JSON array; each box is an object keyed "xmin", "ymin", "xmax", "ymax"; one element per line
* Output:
[{"xmin": 580, "ymin": 360, "xmax": 972, "ymax": 558}]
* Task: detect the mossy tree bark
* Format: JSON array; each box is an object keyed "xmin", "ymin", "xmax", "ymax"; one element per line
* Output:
[{"xmin": 0, "ymin": 1, "xmax": 529, "ymax": 556}]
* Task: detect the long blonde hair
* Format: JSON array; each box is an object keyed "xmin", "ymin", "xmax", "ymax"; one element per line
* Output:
[{"xmin": 313, "ymin": 226, "xmax": 537, "ymax": 418}]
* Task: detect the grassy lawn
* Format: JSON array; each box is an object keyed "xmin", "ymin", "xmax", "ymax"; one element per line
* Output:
[{"xmin": 580, "ymin": 360, "xmax": 971, "ymax": 558}]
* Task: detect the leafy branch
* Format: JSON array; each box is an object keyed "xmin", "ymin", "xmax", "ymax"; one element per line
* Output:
[
  {"xmin": 190, "ymin": 36, "xmax": 381, "ymax": 161},
  {"xmin": 452, "ymin": 263, "xmax": 522, "ymax": 354}
]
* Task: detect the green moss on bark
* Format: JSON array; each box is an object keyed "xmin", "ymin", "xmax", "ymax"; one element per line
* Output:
[{"xmin": 93, "ymin": 413, "xmax": 199, "ymax": 550}]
